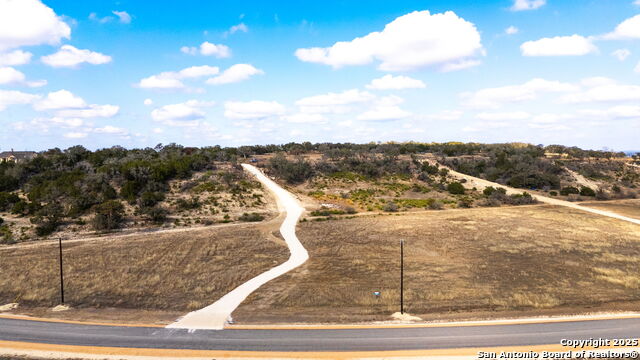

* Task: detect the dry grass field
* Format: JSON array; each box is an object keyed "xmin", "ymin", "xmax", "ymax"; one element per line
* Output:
[
  {"xmin": 580, "ymin": 199, "xmax": 640, "ymax": 220},
  {"xmin": 235, "ymin": 204, "xmax": 640, "ymax": 323},
  {"xmin": 0, "ymin": 222, "xmax": 288, "ymax": 317}
]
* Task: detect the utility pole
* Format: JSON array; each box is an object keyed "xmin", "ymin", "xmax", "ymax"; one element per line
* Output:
[
  {"xmin": 400, "ymin": 239, "xmax": 404, "ymax": 314},
  {"xmin": 58, "ymin": 237, "xmax": 64, "ymax": 304}
]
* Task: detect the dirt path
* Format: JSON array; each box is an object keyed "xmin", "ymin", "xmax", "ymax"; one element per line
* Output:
[
  {"xmin": 167, "ymin": 164, "xmax": 309, "ymax": 330},
  {"xmin": 443, "ymin": 166, "xmax": 640, "ymax": 226},
  {"xmin": 564, "ymin": 168, "xmax": 601, "ymax": 190}
]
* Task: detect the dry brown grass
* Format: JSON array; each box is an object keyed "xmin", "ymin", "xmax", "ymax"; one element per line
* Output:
[
  {"xmin": 235, "ymin": 204, "xmax": 640, "ymax": 323},
  {"xmin": 0, "ymin": 223, "xmax": 288, "ymax": 311}
]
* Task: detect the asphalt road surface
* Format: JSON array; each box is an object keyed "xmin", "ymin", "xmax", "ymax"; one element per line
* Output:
[{"xmin": 1, "ymin": 317, "xmax": 639, "ymax": 352}]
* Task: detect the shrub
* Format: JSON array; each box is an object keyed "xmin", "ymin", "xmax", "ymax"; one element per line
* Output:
[
  {"xmin": 560, "ymin": 186, "xmax": 580, "ymax": 196},
  {"xmin": 138, "ymin": 191, "xmax": 165, "ymax": 208},
  {"xmin": 595, "ymin": 189, "xmax": 609, "ymax": 200},
  {"xmin": 447, "ymin": 182, "xmax": 465, "ymax": 195},
  {"xmin": 0, "ymin": 192, "xmax": 20, "ymax": 211},
  {"xmin": 92, "ymin": 200, "xmax": 125, "ymax": 231},
  {"xmin": 508, "ymin": 192, "xmax": 537, "ymax": 205},
  {"xmin": 579, "ymin": 186, "xmax": 596, "ymax": 197},
  {"xmin": 176, "ymin": 197, "xmax": 201, "ymax": 211},
  {"xmin": 0, "ymin": 225, "xmax": 14, "ymax": 244},
  {"xmin": 549, "ymin": 191, "xmax": 558, "ymax": 196},
  {"xmin": 144, "ymin": 206, "xmax": 168, "ymax": 224},
  {"xmin": 483, "ymin": 186, "xmax": 496, "ymax": 196},
  {"xmin": 344, "ymin": 206, "xmax": 357, "ymax": 214},
  {"xmin": 32, "ymin": 203, "xmax": 64, "ymax": 237},
  {"xmin": 383, "ymin": 201, "xmax": 398, "ymax": 212},
  {"xmin": 458, "ymin": 196, "xmax": 473, "ymax": 208},
  {"xmin": 0, "ymin": 217, "xmax": 3, "ymax": 225},
  {"xmin": 428, "ymin": 200, "xmax": 443, "ymax": 210},
  {"xmin": 238, "ymin": 213, "xmax": 265, "ymax": 222}
]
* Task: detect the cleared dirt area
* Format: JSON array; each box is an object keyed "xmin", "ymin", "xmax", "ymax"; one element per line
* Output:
[
  {"xmin": 579, "ymin": 199, "xmax": 640, "ymax": 220},
  {"xmin": 235, "ymin": 204, "xmax": 640, "ymax": 324},
  {"xmin": 0, "ymin": 222, "xmax": 288, "ymax": 323}
]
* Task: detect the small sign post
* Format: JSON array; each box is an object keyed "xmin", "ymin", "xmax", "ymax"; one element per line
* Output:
[
  {"xmin": 58, "ymin": 237, "xmax": 64, "ymax": 304},
  {"xmin": 400, "ymin": 239, "xmax": 404, "ymax": 314}
]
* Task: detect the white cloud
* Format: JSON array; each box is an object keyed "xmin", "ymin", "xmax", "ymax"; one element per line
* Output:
[
  {"xmin": 224, "ymin": 100, "xmax": 285, "ymax": 119},
  {"xmin": 521, "ymin": 35, "xmax": 597, "ymax": 56},
  {"xmin": 181, "ymin": 42, "xmax": 231, "ymax": 58},
  {"xmin": 0, "ymin": 66, "xmax": 45, "ymax": 87},
  {"xmin": 365, "ymin": 74, "xmax": 426, "ymax": 90},
  {"xmin": 206, "ymin": 64, "xmax": 263, "ymax": 85},
  {"xmin": 35, "ymin": 90, "xmax": 86, "ymax": 110},
  {"xmin": 612, "ymin": 48, "xmax": 631, "ymax": 61},
  {"xmin": 33, "ymin": 90, "xmax": 119, "ymax": 119},
  {"xmin": 579, "ymin": 105, "xmax": 640, "ymax": 119},
  {"xmin": 296, "ymin": 89, "xmax": 374, "ymax": 107},
  {"xmin": 0, "ymin": 0, "xmax": 71, "ymax": 51},
  {"xmin": 461, "ymin": 78, "xmax": 578, "ymax": 109},
  {"xmin": 112, "ymin": 11, "xmax": 131, "ymax": 24},
  {"xmin": 41, "ymin": 45, "xmax": 112, "ymax": 68},
  {"xmin": 56, "ymin": 104, "xmax": 119, "ymax": 118},
  {"xmin": 635, "ymin": 61, "xmax": 640, "ymax": 73},
  {"xmin": 357, "ymin": 106, "xmax": 411, "ymax": 121},
  {"xmin": 560, "ymin": 79, "xmax": 640, "ymax": 103},
  {"xmin": 462, "ymin": 121, "xmax": 511, "ymax": 132},
  {"xmin": 601, "ymin": 14, "xmax": 640, "ymax": 40},
  {"xmin": 0, "ymin": 66, "xmax": 24, "ymax": 84},
  {"xmin": 137, "ymin": 65, "xmax": 219, "ymax": 90},
  {"xmin": 227, "ymin": 23, "xmax": 248, "ymax": 35},
  {"xmin": 0, "ymin": 50, "xmax": 32, "ymax": 66},
  {"xmin": 635, "ymin": 0, "xmax": 640, "ymax": 5},
  {"xmin": 511, "ymin": 0, "xmax": 546, "ymax": 11},
  {"xmin": 0, "ymin": 89, "xmax": 39, "ymax": 111},
  {"xmin": 89, "ymin": 13, "xmax": 113, "ymax": 24},
  {"xmin": 177, "ymin": 65, "xmax": 220, "ymax": 78},
  {"xmin": 199, "ymin": 41, "xmax": 231, "ymax": 58},
  {"xmin": 144, "ymin": 98, "xmax": 153, "ymax": 106},
  {"xmin": 295, "ymin": 10, "xmax": 484, "ymax": 72},
  {"xmin": 94, "ymin": 125, "xmax": 128, "ymax": 135},
  {"xmin": 425, "ymin": 110, "xmax": 464, "ymax": 120},
  {"xmin": 64, "ymin": 132, "xmax": 88, "ymax": 139},
  {"xmin": 151, "ymin": 100, "xmax": 214, "ymax": 126},
  {"xmin": 282, "ymin": 113, "xmax": 327, "ymax": 124},
  {"xmin": 475, "ymin": 111, "xmax": 531, "ymax": 121},
  {"xmin": 505, "ymin": 26, "xmax": 519, "ymax": 35}
]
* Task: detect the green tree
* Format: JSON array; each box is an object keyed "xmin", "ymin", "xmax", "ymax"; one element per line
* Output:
[{"xmin": 92, "ymin": 200, "xmax": 125, "ymax": 231}]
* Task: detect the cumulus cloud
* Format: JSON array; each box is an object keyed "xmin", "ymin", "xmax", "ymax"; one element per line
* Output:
[
  {"xmin": 224, "ymin": 100, "xmax": 285, "ymax": 119},
  {"xmin": 0, "ymin": 89, "xmax": 39, "ymax": 111},
  {"xmin": 295, "ymin": 10, "xmax": 484, "ymax": 72},
  {"xmin": 182, "ymin": 42, "xmax": 231, "ymax": 58},
  {"xmin": 35, "ymin": 90, "xmax": 86, "ymax": 110},
  {"xmin": 295, "ymin": 89, "xmax": 374, "ymax": 114},
  {"xmin": 505, "ymin": 26, "xmax": 519, "ymax": 35},
  {"xmin": 89, "ymin": 13, "xmax": 113, "ymax": 24},
  {"xmin": 601, "ymin": 14, "xmax": 640, "ymax": 40},
  {"xmin": 206, "ymin": 64, "xmax": 263, "ymax": 85},
  {"xmin": 579, "ymin": 105, "xmax": 640, "ymax": 119},
  {"xmin": 94, "ymin": 125, "xmax": 128, "ymax": 135},
  {"xmin": 365, "ymin": 74, "xmax": 426, "ymax": 90},
  {"xmin": 64, "ymin": 132, "xmax": 88, "ymax": 139},
  {"xmin": 425, "ymin": 110, "xmax": 464, "ymax": 120},
  {"xmin": 461, "ymin": 78, "xmax": 578, "ymax": 109},
  {"xmin": 0, "ymin": 50, "xmax": 32, "ymax": 66},
  {"xmin": 137, "ymin": 65, "xmax": 220, "ymax": 90},
  {"xmin": 560, "ymin": 78, "xmax": 640, "ymax": 103},
  {"xmin": 511, "ymin": 0, "xmax": 546, "ymax": 11},
  {"xmin": 0, "ymin": 66, "xmax": 46, "ymax": 87},
  {"xmin": 612, "ymin": 48, "xmax": 631, "ymax": 61},
  {"xmin": 521, "ymin": 35, "xmax": 597, "ymax": 56},
  {"xmin": 41, "ymin": 45, "xmax": 112, "ymax": 68},
  {"xmin": 112, "ymin": 11, "xmax": 131, "ymax": 24},
  {"xmin": 34, "ymin": 90, "xmax": 119, "ymax": 119},
  {"xmin": 143, "ymin": 98, "xmax": 153, "ymax": 106},
  {"xmin": 0, "ymin": 0, "xmax": 71, "ymax": 51},
  {"xmin": 151, "ymin": 100, "xmax": 214, "ymax": 126}
]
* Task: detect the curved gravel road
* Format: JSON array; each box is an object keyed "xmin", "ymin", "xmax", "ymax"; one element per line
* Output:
[{"xmin": 167, "ymin": 164, "xmax": 309, "ymax": 330}]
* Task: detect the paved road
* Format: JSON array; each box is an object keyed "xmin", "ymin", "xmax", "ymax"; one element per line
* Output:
[
  {"xmin": 167, "ymin": 164, "xmax": 309, "ymax": 330},
  {"xmin": 1, "ymin": 317, "xmax": 639, "ymax": 352}
]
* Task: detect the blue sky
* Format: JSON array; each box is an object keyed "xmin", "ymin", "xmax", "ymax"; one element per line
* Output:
[{"xmin": 1, "ymin": 0, "xmax": 640, "ymax": 151}]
